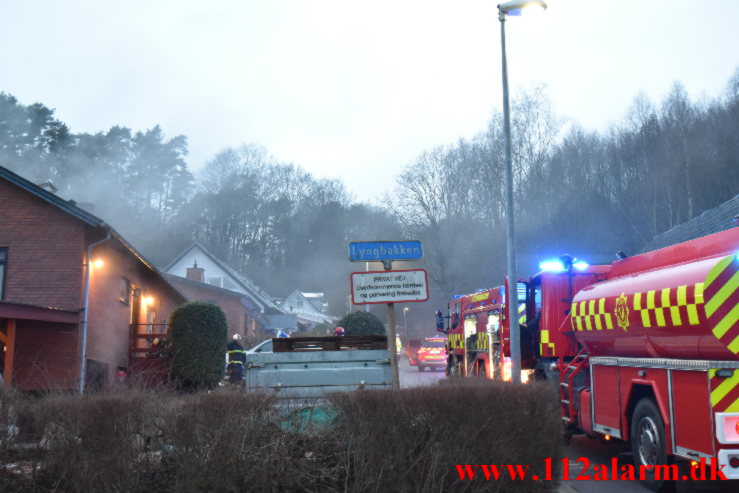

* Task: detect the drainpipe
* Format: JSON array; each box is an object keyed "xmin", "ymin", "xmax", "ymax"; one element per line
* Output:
[{"xmin": 79, "ymin": 232, "xmax": 111, "ymax": 394}]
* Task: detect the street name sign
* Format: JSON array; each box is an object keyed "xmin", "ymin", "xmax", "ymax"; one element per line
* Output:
[
  {"xmin": 348, "ymin": 240, "xmax": 422, "ymax": 262},
  {"xmin": 350, "ymin": 269, "xmax": 429, "ymax": 304}
]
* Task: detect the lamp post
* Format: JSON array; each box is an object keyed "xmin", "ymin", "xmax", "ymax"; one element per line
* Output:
[
  {"xmin": 497, "ymin": 0, "xmax": 546, "ymax": 384},
  {"xmin": 403, "ymin": 307, "xmax": 409, "ymax": 331}
]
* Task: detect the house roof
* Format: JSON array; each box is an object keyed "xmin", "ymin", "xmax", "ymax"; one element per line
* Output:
[
  {"xmin": 0, "ymin": 164, "xmax": 187, "ymax": 303},
  {"xmin": 164, "ymin": 241, "xmax": 283, "ymax": 314},
  {"xmin": 0, "ymin": 300, "xmax": 80, "ymax": 324},
  {"xmin": 164, "ymin": 273, "xmax": 269, "ymax": 327},
  {"xmin": 639, "ymin": 194, "xmax": 739, "ymax": 253}
]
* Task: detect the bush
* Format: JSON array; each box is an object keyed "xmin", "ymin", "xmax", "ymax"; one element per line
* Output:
[
  {"xmin": 336, "ymin": 311, "xmax": 385, "ymax": 335},
  {"xmin": 0, "ymin": 381, "xmax": 563, "ymax": 492},
  {"xmin": 169, "ymin": 302, "xmax": 227, "ymax": 391},
  {"xmin": 330, "ymin": 380, "xmax": 563, "ymax": 492}
]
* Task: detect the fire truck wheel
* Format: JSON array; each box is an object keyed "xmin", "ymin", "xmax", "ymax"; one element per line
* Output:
[
  {"xmin": 630, "ymin": 398, "xmax": 670, "ymax": 491},
  {"xmin": 418, "ymin": 365, "xmax": 425, "ymax": 372}
]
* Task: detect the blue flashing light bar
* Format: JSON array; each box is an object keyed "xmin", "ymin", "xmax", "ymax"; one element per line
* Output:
[
  {"xmin": 539, "ymin": 260, "xmax": 566, "ymax": 272},
  {"xmin": 573, "ymin": 261, "xmax": 589, "ymax": 271}
]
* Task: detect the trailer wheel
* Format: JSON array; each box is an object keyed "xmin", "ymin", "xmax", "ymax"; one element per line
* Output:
[{"xmin": 631, "ymin": 398, "xmax": 670, "ymax": 491}]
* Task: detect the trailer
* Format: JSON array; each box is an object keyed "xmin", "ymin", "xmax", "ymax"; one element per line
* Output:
[{"xmin": 244, "ymin": 335, "xmax": 392, "ymax": 398}]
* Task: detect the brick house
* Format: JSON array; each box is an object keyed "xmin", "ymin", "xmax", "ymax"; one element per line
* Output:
[
  {"xmin": 164, "ymin": 242, "xmax": 295, "ymax": 337},
  {"xmin": 0, "ymin": 165, "xmax": 186, "ymax": 391}
]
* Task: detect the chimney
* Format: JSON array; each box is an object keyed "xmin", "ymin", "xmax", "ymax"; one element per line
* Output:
[{"xmin": 186, "ymin": 261, "xmax": 205, "ymax": 283}]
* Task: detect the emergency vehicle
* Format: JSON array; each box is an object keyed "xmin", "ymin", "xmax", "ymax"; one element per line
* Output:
[
  {"xmin": 439, "ymin": 227, "xmax": 739, "ymax": 489},
  {"xmin": 522, "ymin": 229, "xmax": 738, "ymax": 488},
  {"xmin": 437, "ymin": 287, "xmax": 505, "ymax": 378}
]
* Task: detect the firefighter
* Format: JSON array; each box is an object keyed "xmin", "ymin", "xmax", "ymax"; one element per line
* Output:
[{"xmin": 226, "ymin": 334, "xmax": 247, "ymax": 384}]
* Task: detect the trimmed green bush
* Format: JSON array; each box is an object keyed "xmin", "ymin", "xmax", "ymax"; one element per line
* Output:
[
  {"xmin": 336, "ymin": 311, "xmax": 385, "ymax": 335},
  {"xmin": 169, "ymin": 302, "xmax": 227, "ymax": 391}
]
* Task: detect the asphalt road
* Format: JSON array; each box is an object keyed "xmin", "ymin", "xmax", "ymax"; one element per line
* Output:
[
  {"xmin": 398, "ymin": 354, "xmax": 445, "ymax": 388},
  {"xmin": 561, "ymin": 435, "xmax": 735, "ymax": 493}
]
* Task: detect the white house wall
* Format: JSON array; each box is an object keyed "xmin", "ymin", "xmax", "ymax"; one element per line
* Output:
[{"xmin": 166, "ymin": 250, "xmax": 246, "ymax": 295}]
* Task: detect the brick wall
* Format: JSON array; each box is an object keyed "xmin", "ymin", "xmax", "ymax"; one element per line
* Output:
[
  {"xmin": 86, "ymin": 242, "xmax": 184, "ymax": 382},
  {"xmin": 13, "ymin": 320, "xmax": 80, "ymax": 391},
  {"xmin": 0, "ymin": 180, "xmax": 86, "ymax": 310},
  {"xmin": 0, "ymin": 177, "xmax": 185, "ymax": 389},
  {"xmin": 168, "ymin": 278, "xmax": 254, "ymax": 338}
]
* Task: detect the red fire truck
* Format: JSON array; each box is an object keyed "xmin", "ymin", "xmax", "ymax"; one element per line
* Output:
[
  {"xmin": 438, "ymin": 287, "xmax": 505, "ymax": 378},
  {"xmin": 440, "ymin": 227, "xmax": 739, "ymax": 488},
  {"xmin": 516, "ymin": 228, "xmax": 739, "ymax": 488}
]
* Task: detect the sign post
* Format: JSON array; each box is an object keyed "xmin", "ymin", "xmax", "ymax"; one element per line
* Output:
[
  {"xmin": 385, "ymin": 264, "xmax": 399, "ymax": 390},
  {"xmin": 349, "ymin": 241, "xmax": 425, "ymax": 390}
]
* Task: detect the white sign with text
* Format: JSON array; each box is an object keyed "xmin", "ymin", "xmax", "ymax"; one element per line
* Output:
[{"xmin": 350, "ymin": 269, "xmax": 429, "ymax": 304}]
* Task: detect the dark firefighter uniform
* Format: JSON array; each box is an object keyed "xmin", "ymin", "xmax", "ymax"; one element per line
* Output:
[{"xmin": 227, "ymin": 337, "xmax": 247, "ymax": 382}]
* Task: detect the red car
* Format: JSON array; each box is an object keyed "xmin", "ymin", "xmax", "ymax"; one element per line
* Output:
[{"xmin": 416, "ymin": 337, "xmax": 446, "ymax": 372}]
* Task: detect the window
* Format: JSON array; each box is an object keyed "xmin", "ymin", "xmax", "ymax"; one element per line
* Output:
[
  {"xmin": 0, "ymin": 248, "xmax": 6, "ymax": 300},
  {"xmin": 119, "ymin": 278, "xmax": 131, "ymax": 304}
]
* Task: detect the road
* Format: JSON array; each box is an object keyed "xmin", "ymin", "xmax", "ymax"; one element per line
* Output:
[
  {"xmin": 561, "ymin": 435, "xmax": 734, "ymax": 493},
  {"xmin": 398, "ymin": 354, "xmax": 445, "ymax": 388}
]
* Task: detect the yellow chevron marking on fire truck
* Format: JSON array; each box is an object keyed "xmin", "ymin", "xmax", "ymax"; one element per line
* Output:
[
  {"xmin": 695, "ymin": 282, "xmax": 704, "ymax": 304},
  {"xmin": 705, "ymin": 255, "xmax": 739, "ymax": 354},
  {"xmin": 571, "ymin": 297, "xmax": 612, "ymax": 332},
  {"xmin": 631, "ymin": 283, "xmax": 705, "ymax": 329},
  {"xmin": 705, "ymin": 256, "xmax": 734, "ymax": 290},
  {"xmin": 677, "ymin": 285, "xmax": 687, "ymax": 306},
  {"xmin": 647, "ymin": 290, "xmax": 656, "ymax": 309},
  {"xmin": 572, "ymin": 302, "xmax": 584, "ymax": 331},
  {"xmin": 670, "ymin": 306, "xmax": 683, "ymax": 326},
  {"xmin": 710, "ymin": 369, "xmax": 739, "ymax": 411},
  {"xmin": 540, "ymin": 329, "xmax": 555, "ymax": 356},
  {"xmin": 656, "ymin": 289, "xmax": 670, "ymax": 326},
  {"xmin": 706, "ymin": 272, "xmax": 738, "ymax": 318}
]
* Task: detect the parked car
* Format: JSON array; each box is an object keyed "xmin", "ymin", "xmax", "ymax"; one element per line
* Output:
[{"xmin": 416, "ymin": 337, "xmax": 446, "ymax": 372}]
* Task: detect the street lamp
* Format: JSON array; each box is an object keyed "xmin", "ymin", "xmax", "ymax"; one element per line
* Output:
[
  {"xmin": 497, "ymin": 0, "xmax": 546, "ymax": 384},
  {"xmin": 403, "ymin": 307, "xmax": 409, "ymax": 331}
]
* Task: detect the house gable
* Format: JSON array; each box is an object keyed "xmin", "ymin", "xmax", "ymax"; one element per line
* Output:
[{"xmin": 165, "ymin": 242, "xmax": 283, "ymax": 314}]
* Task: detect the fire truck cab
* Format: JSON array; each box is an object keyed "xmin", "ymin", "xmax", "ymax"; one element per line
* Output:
[{"xmin": 505, "ymin": 257, "xmax": 610, "ymax": 379}]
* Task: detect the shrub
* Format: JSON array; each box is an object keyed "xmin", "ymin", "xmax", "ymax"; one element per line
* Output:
[
  {"xmin": 0, "ymin": 382, "xmax": 563, "ymax": 492},
  {"xmin": 168, "ymin": 302, "xmax": 227, "ymax": 391},
  {"xmin": 330, "ymin": 380, "xmax": 563, "ymax": 492},
  {"xmin": 336, "ymin": 311, "xmax": 385, "ymax": 335}
]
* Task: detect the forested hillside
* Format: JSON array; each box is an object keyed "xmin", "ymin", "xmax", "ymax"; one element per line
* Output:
[{"xmin": 1, "ymin": 69, "xmax": 737, "ymax": 325}]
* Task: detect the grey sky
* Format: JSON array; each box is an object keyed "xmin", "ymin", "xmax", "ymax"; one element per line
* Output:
[{"xmin": 1, "ymin": 0, "xmax": 737, "ymax": 202}]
